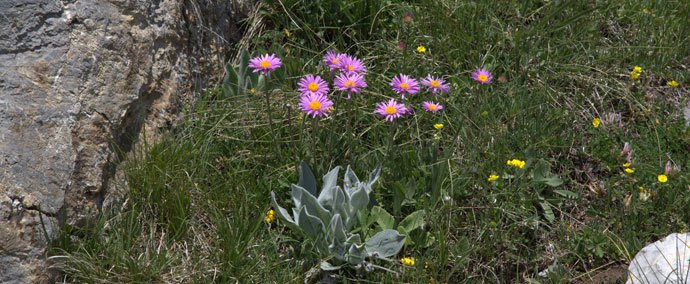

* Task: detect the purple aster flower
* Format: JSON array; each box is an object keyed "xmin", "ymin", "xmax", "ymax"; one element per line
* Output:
[
  {"xmin": 248, "ymin": 54, "xmax": 282, "ymax": 75},
  {"xmin": 471, "ymin": 68, "xmax": 493, "ymax": 84},
  {"xmin": 421, "ymin": 75, "xmax": 450, "ymax": 94},
  {"xmin": 422, "ymin": 101, "xmax": 444, "ymax": 113},
  {"xmin": 390, "ymin": 74, "xmax": 420, "ymax": 99},
  {"xmin": 334, "ymin": 72, "xmax": 367, "ymax": 99},
  {"xmin": 323, "ymin": 50, "xmax": 343, "ymax": 71},
  {"xmin": 297, "ymin": 74, "xmax": 330, "ymax": 97},
  {"xmin": 375, "ymin": 99, "xmax": 407, "ymax": 122},
  {"xmin": 300, "ymin": 93, "xmax": 333, "ymax": 118},
  {"xmin": 339, "ymin": 54, "xmax": 366, "ymax": 74}
]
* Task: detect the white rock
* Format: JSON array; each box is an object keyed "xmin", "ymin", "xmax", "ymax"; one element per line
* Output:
[{"xmin": 627, "ymin": 233, "xmax": 690, "ymax": 284}]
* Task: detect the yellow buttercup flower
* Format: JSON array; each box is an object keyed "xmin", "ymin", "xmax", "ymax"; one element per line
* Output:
[
  {"xmin": 624, "ymin": 168, "xmax": 634, "ymax": 174},
  {"xmin": 506, "ymin": 159, "xmax": 525, "ymax": 169},
  {"xmin": 630, "ymin": 66, "xmax": 642, "ymax": 80},
  {"xmin": 657, "ymin": 174, "xmax": 668, "ymax": 183},
  {"xmin": 401, "ymin": 257, "xmax": 415, "ymax": 266},
  {"xmin": 264, "ymin": 209, "xmax": 276, "ymax": 223},
  {"xmin": 667, "ymin": 80, "xmax": 679, "ymax": 88},
  {"xmin": 623, "ymin": 162, "xmax": 632, "ymax": 168},
  {"xmin": 433, "ymin": 123, "xmax": 444, "ymax": 130},
  {"xmin": 592, "ymin": 118, "xmax": 601, "ymax": 128},
  {"xmin": 416, "ymin": 45, "xmax": 426, "ymax": 53},
  {"xmin": 487, "ymin": 174, "xmax": 499, "ymax": 181}
]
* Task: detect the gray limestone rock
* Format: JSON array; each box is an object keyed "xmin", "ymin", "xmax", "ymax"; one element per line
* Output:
[
  {"xmin": 627, "ymin": 233, "xmax": 690, "ymax": 284},
  {"xmin": 0, "ymin": 0, "xmax": 253, "ymax": 282}
]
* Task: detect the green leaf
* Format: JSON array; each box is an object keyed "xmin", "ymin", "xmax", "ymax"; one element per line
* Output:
[
  {"xmin": 346, "ymin": 243, "xmax": 366, "ymax": 265},
  {"xmin": 329, "ymin": 214, "xmax": 346, "ymax": 243},
  {"xmin": 553, "ymin": 189, "xmax": 579, "ymax": 199},
  {"xmin": 297, "ymin": 207, "xmax": 325, "ymax": 240},
  {"xmin": 222, "ymin": 63, "xmax": 238, "ymax": 97},
  {"xmin": 365, "ymin": 229, "xmax": 406, "ymax": 258},
  {"xmin": 344, "ymin": 166, "xmax": 360, "ymax": 191},
  {"xmin": 321, "ymin": 166, "xmax": 341, "ymax": 194},
  {"xmin": 540, "ymin": 201, "xmax": 555, "ymax": 223},
  {"xmin": 320, "ymin": 261, "xmax": 342, "ymax": 271},
  {"xmin": 371, "ymin": 206, "xmax": 395, "ymax": 230},
  {"xmin": 317, "ymin": 185, "xmax": 336, "ymax": 212},
  {"xmin": 270, "ymin": 192, "xmax": 298, "ymax": 230},
  {"xmin": 539, "ymin": 176, "xmax": 564, "ymax": 187},
  {"xmin": 298, "ymin": 161, "xmax": 318, "ymax": 196},
  {"xmin": 532, "ymin": 160, "xmax": 551, "ymax": 181},
  {"xmin": 348, "ymin": 186, "xmax": 369, "ymax": 213},
  {"xmin": 293, "ymin": 185, "xmax": 331, "ymax": 225},
  {"xmin": 366, "ymin": 166, "xmax": 381, "ymax": 194},
  {"xmin": 397, "ymin": 210, "xmax": 426, "ymax": 234}
]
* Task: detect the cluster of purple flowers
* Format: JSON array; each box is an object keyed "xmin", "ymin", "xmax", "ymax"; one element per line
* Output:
[
  {"xmin": 378, "ymin": 74, "xmax": 449, "ymax": 121},
  {"xmin": 247, "ymin": 52, "xmax": 493, "ymax": 122}
]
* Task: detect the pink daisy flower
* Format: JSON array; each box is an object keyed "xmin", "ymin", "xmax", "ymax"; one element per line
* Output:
[
  {"xmin": 323, "ymin": 50, "xmax": 343, "ymax": 71},
  {"xmin": 297, "ymin": 74, "xmax": 330, "ymax": 97},
  {"xmin": 375, "ymin": 99, "xmax": 407, "ymax": 122},
  {"xmin": 421, "ymin": 75, "xmax": 450, "ymax": 94},
  {"xmin": 471, "ymin": 68, "xmax": 492, "ymax": 84},
  {"xmin": 422, "ymin": 101, "xmax": 444, "ymax": 113},
  {"xmin": 300, "ymin": 93, "xmax": 333, "ymax": 118},
  {"xmin": 390, "ymin": 74, "xmax": 420, "ymax": 99},
  {"xmin": 248, "ymin": 54, "xmax": 282, "ymax": 75},
  {"xmin": 339, "ymin": 54, "xmax": 366, "ymax": 74},
  {"xmin": 334, "ymin": 72, "xmax": 367, "ymax": 99}
]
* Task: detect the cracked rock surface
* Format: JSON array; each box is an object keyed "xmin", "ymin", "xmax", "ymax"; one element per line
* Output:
[{"xmin": 0, "ymin": 0, "xmax": 251, "ymax": 282}]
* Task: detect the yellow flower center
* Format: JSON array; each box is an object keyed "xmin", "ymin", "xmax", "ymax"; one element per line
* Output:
[
  {"xmin": 348, "ymin": 65, "xmax": 355, "ymax": 71},
  {"xmin": 259, "ymin": 60, "xmax": 271, "ymax": 68},
  {"xmin": 477, "ymin": 74, "xmax": 488, "ymax": 82},
  {"xmin": 430, "ymin": 80, "xmax": 440, "ymax": 88},
  {"xmin": 428, "ymin": 104, "xmax": 438, "ymax": 111},
  {"xmin": 399, "ymin": 82, "xmax": 410, "ymax": 90},
  {"xmin": 385, "ymin": 106, "xmax": 397, "ymax": 115},
  {"xmin": 309, "ymin": 100, "xmax": 322, "ymax": 111},
  {"xmin": 332, "ymin": 58, "xmax": 340, "ymax": 65},
  {"xmin": 307, "ymin": 82, "xmax": 319, "ymax": 92},
  {"xmin": 345, "ymin": 80, "xmax": 355, "ymax": 88}
]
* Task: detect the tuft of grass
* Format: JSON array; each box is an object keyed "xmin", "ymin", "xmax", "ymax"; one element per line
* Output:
[{"xmin": 51, "ymin": 0, "xmax": 690, "ymax": 282}]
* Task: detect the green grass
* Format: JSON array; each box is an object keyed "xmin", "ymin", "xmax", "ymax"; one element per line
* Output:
[{"xmin": 50, "ymin": 0, "xmax": 690, "ymax": 282}]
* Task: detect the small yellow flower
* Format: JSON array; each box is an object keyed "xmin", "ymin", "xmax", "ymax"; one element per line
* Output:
[
  {"xmin": 264, "ymin": 209, "xmax": 276, "ymax": 223},
  {"xmin": 623, "ymin": 162, "xmax": 632, "ymax": 168},
  {"xmin": 416, "ymin": 45, "xmax": 426, "ymax": 53},
  {"xmin": 506, "ymin": 159, "xmax": 526, "ymax": 169},
  {"xmin": 250, "ymin": 88, "xmax": 257, "ymax": 95},
  {"xmin": 592, "ymin": 118, "xmax": 601, "ymax": 128},
  {"xmin": 624, "ymin": 168, "xmax": 635, "ymax": 174},
  {"xmin": 667, "ymin": 80, "xmax": 679, "ymax": 88},
  {"xmin": 487, "ymin": 174, "xmax": 499, "ymax": 181},
  {"xmin": 657, "ymin": 174, "xmax": 668, "ymax": 183},
  {"xmin": 401, "ymin": 257, "xmax": 415, "ymax": 266},
  {"xmin": 630, "ymin": 66, "xmax": 642, "ymax": 80},
  {"xmin": 433, "ymin": 123, "xmax": 444, "ymax": 130},
  {"xmin": 283, "ymin": 28, "xmax": 292, "ymax": 38}
]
